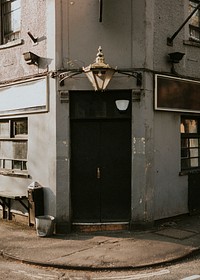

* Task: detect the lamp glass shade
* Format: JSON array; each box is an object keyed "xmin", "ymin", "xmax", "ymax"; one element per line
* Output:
[
  {"xmin": 115, "ymin": 100, "xmax": 130, "ymax": 111},
  {"xmin": 84, "ymin": 68, "xmax": 115, "ymax": 91}
]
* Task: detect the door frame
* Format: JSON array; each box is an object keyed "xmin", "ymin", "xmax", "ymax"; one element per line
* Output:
[{"xmin": 69, "ymin": 90, "xmax": 132, "ymax": 225}]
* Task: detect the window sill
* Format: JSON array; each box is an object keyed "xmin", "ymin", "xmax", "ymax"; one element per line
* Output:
[
  {"xmin": 0, "ymin": 38, "xmax": 24, "ymax": 50},
  {"xmin": 0, "ymin": 170, "xmax": 29, "ymax": 178},
  {"xmin": 183, "ymin": 39, "xmax": 200, "ymax": 48},
  {"xmin": 0, "ymin": 138, "xmax": 28, "ymax": 141},
  {"xmin": 179, "ymin": 168, "xmax": 200, "ymax": 176}
]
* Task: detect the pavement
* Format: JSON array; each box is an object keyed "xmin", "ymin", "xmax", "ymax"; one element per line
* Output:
[{"xmin": 1, "ymin": 214, "xmax": 200, "ymax": 270}]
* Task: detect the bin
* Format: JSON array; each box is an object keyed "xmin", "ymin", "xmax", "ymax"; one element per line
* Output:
[
  {"xmin": 28, "ymin": 182, "xmax": 44, "ymax": 226},
  {"xmin": 35, "ymin": 215, "xmax": 55, "ymax": 237}
]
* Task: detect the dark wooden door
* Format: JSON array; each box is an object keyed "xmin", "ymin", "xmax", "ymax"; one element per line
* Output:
[
  {"xmin": 71, "ymin": 121, "xmax": 101, "ymax": 222},
  {"xmin": 70, "ymin": 91, "xmax": 131, "ymax": 223},
  {"xmin": 100, "ymin": 120, "xmax": 131, "ymax": 221}
]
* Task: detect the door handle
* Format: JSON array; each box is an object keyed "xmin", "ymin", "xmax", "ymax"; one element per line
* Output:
[{"xmin": 97, "ymin": 167, "xmax": 101, "ymax": 179}]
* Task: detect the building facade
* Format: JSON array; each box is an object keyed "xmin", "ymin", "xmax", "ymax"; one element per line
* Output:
[{"xmin": 0, "ymin": 0, "xmax": 200, "ymax": 233}]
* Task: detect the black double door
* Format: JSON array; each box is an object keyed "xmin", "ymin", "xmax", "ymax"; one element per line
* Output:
[{"xmin": 70, "ymin": 91, "xmax": 131, "ymax": 223}]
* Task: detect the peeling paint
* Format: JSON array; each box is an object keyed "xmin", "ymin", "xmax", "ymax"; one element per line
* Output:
[{"xmin": 133, "ymin": 137, "xmax": 145, "ymax": 154}]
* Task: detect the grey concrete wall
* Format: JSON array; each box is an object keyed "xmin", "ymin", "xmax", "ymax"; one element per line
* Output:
[
  {"xmin": 59, "ymin": 0, "xmax": 147, "ymax": 90},
  {"xmin": 1, "ymin": 0, "xmax": 197, "ymax": 226},
  {"xmin": 152, "ymin": 0, "xmax": 194, "ymax": 219},
  {"xmin": 154, "ymin": 112, "xmax": 188, "ymax": 219},
  {"xmin": 58, "ymin": 0, "xmax": 157, "ymax": 226}
]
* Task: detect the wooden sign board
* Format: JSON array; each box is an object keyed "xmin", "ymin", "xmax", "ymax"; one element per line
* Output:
[
  {"xmin": 155, "ymin": 74, "xmax": 200, "ymax": 113},
  {"xmin": 0, "ymin": 77, "xmax": 48, "ymax": 116}
]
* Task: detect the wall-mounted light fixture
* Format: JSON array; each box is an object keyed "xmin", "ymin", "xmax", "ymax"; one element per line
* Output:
[
  {"xmin": 58, "ymin": 46, "xmax": 142, "ymax": 91},
  {"xmin": 83, "ymin": 47, "xmax": 115, "ymax": 91},
  {"xmin": 115, "ymin": 99, "xmax": 130, "ymax": 111},
  {"xmin": 23, "ymin": 51, "xmax": 40, "ymax": 65},
  {"xmin": 168, "ymin": 52, "xmax": 185, "ymax": 74}
]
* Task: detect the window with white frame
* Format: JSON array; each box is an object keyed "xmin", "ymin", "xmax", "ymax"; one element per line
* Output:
[
  {"xmin": 189, "ymin": 0, "xmax": 200, "ymax": 41},
  {"xmin": 180, "ymin": 117, "xmax": 200, "ymax": 171},
  {"xmin": 0, "ymin": 118, "xmax": 28, "ymax": 175},
  {"xmin": 1, "ymin": 0, "xmax": 21, "ymax": 44}
]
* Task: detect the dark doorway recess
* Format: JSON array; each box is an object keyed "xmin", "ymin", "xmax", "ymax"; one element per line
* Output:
[
  {"xmin": 188, "ymin": 173, "xmax": 200, "ymax": 214},
  {"xmin": 70, "ymin": 91, "xmax": 131, "ymax": 223}
]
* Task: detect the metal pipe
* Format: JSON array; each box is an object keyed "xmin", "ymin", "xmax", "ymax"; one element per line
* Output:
[
  {"xmin": 167, "ymin": 2, "xmax": 200, "ymax": 46},
  {"xmin": 99, "ymin": 0, "xmax": 103, "ymax": 22}
]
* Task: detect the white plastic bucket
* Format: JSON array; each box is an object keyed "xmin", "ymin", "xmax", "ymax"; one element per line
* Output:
[{"xmin": 35, "ymin": 215, "xmax": 55, "ymax": 237}]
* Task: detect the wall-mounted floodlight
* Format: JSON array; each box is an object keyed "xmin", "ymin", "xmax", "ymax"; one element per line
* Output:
[
  {"xmin": 23, "ymin": 52, "xmax": 40, "ymax": 65},
  {"xmin": 168, "ymin": 52, "xmax": 185, "ymax": 74}
]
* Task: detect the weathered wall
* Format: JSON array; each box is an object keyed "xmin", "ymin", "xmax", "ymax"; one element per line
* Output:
[
  {"xmin": 152, "ymin": 0, "xmax": 192, "ymax": 219},
  {"xmin": 0, "ymin": 0, "xmax": 57, "ymax": 218},
  {"xmin": 1, "ymin": 0, "xmax": 196, "ymax": 227},
  {"xmin": 0, "ymin": 1, "xmax": 47, "ymax": 83},
  {"xmin": 154, "ymin": 112, "xmax": 188, "ymax": 219},
  {"xmin": 58, "ymin": 0, "xmax": 157, "ymax": 226}
]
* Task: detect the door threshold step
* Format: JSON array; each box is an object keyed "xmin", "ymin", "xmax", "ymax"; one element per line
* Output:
[{"xmin": 72, "ymin": 222, "xmax": 130, "ymax": 233}]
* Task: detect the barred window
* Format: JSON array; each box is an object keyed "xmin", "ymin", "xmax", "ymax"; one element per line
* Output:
[
  {"xmin": 189, "ymin": 0, "xmax": 200, "ymax": 42},
  {"xmin": 180, "ymin": 117, "xmax": 200, "ymax": 171},
  {"xmin": 1, "ymin": 0, "xmax": 21, "ymax": 44}
]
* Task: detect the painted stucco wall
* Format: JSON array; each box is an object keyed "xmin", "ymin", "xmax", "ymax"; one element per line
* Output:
[
  {"xmin": 1, "ymin": 0, "xmax": 198, "ymax": 228},
  {"xmin": 0, "ymin": 0, "xmax": 57, "ymax": 218},
  {"xmin": 57, "ymin": 0, "xmax": 190, "ymax": 224},
  {"xmin": 152, "ymin": 0, "xmax": 196, "ymax": 219},
  {"xmin": 58, "ymin": 0, "xmax": 156, "ymax": 226},
  {"xmin": 0, "ymin": 1, "xmax": 47, "ymax": 83}
]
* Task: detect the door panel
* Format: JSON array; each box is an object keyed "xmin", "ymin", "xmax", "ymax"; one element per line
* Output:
[
  {"xmin": 100, "ymin": 120, "xmax": 131, "ymax": 222},
  {"xmin": 71, "ymin": 119, "xmax": 131, "ymax": 223},
  {"xmin": 70, "ymin": 91, "xmax": 131, "ymax": 223},
  {"xmin": 71, "ymin": 121, "xmax": 101, "ymax": 222}
]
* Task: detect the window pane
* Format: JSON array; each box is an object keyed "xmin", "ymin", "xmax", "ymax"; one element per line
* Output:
[
  {"xmin": 0, "ymin": 141, "xmax": 13, "ymax": 158},
  {"xmin": 0, "ymin": 159, "xmax": 4, "ymax": 168},
  {"xmin": 11, "ymin": 7, "xmax": 20, "ymax": 32},
  {"xmin": 4, "ymin": 159, "xmax": 12, "ymax": 169},
  {"xmin": 190, "ymin": 158, "xmax": 199, "ymax": 167},
  {"xmin": 189, "ymin": 1, "xmax": 200, "ymax": 40},
  {"xmin": 189, "ymin": 138, "xmax": 199, "ymax": 148},
  {"xmin": 181, "ymin": 158, "xmax": 190, "ymax": 169},
  {"xmin": 181, "ymin": 117, "xmax": 200, "ymax": 170},
  {"xmin": 12, "ymin": 119, "xmax": 28, "ymax": 138},
  {"xmin": 12, "ymin": 160, "xmax": 27, "ymax": 170},
  {"xmin": 2, "ymin": 0, "xmax": 21, "ymax": 43},
  {"xmin": 190, "ymin": 147, "xmax": 199, "ymax": 158},
  {"xmin": 0, "ymin": 117, "xmax": 28, "ymax": 173},
  {"xmin": 189, "ymin": 1, "xmax": 200, "ymax": 27},
  {"xmin": 11, "ymin": 0, "xmax": 21, "ymax": 10},
  {"xmin": 0, "ymin": 121, "xmax": 9, "ymax": 137},
  {"xmin": 190, "ymin": 26, "xmax": 200, "ymax": 40},
  {"xmin": 13, "ymin": 141, "xmax": 27, "ymax": 159},
  {"xmin": 181, "ymin": 119, "xmax": 198, "ymax": 133}
]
